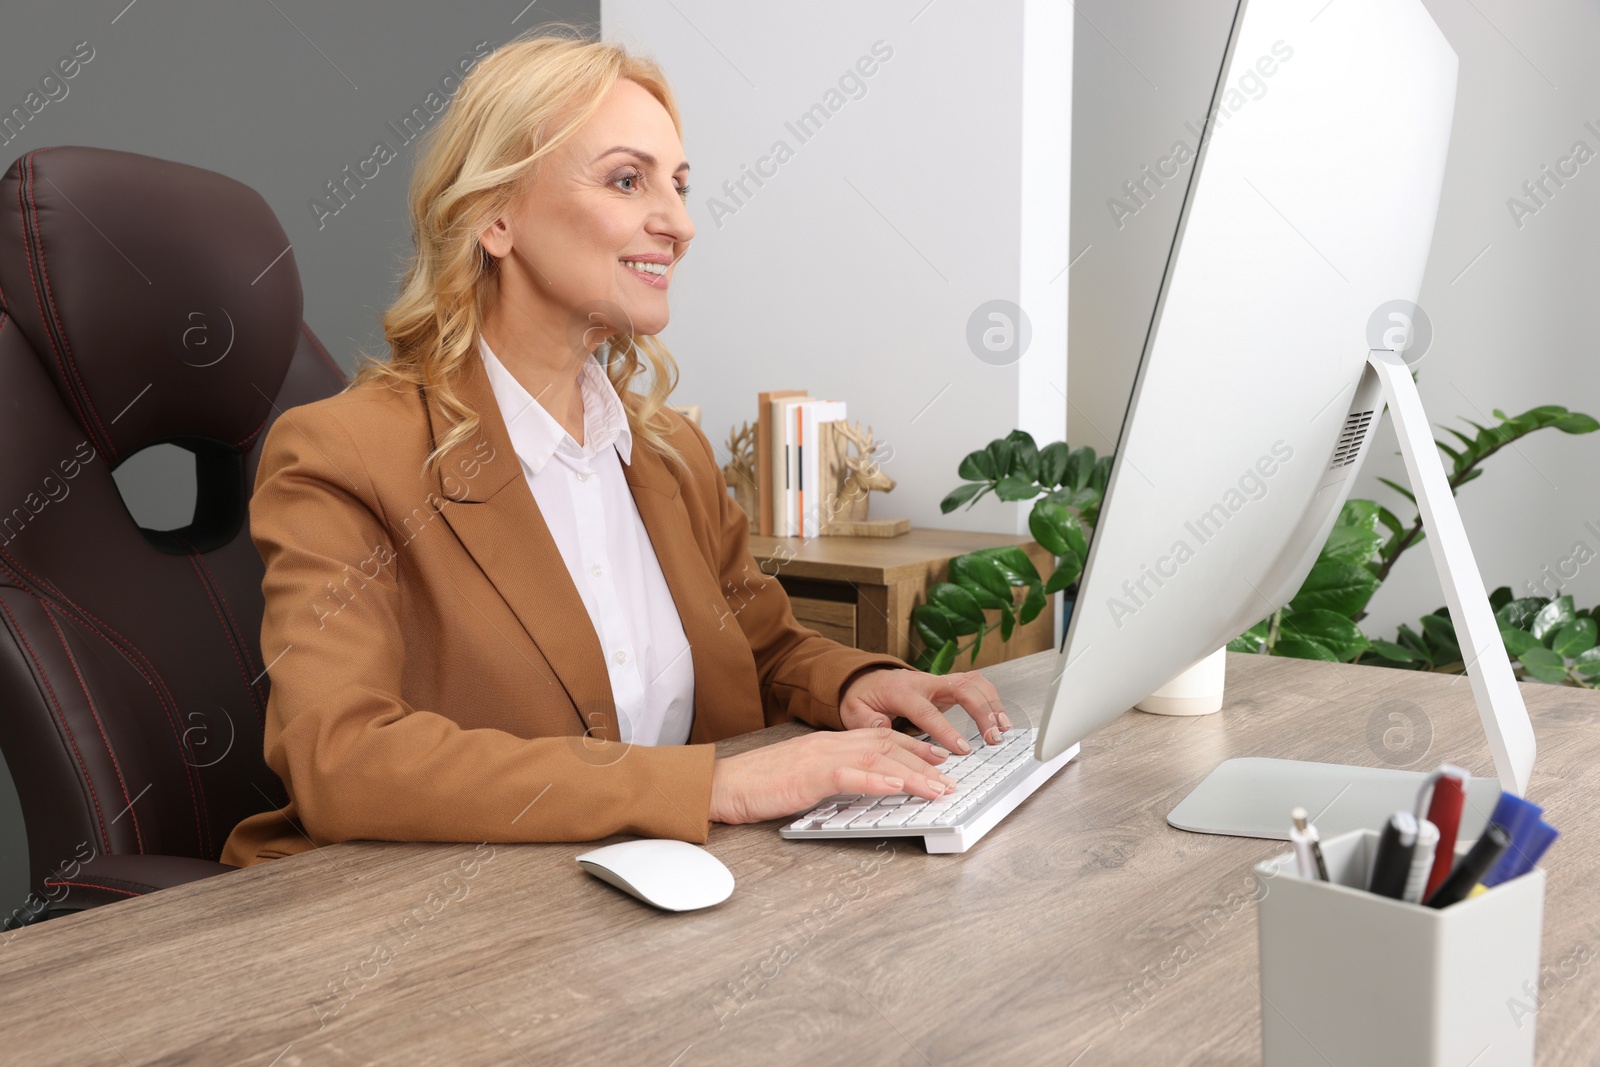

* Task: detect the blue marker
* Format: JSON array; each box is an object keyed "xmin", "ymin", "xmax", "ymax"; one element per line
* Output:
[{"xmin": 1482, "ymin": 792, "xmax": 1544, "ymax": 888}]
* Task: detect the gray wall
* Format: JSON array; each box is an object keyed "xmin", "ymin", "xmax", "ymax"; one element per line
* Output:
[
  {"xmin": 1068, "ymin": 0, "xmax": 1600, "ymax": 639},
  {"xmin": 0, "ymin": 0, "xmax": 595, "ymax": 915},
  {"xmin": 600, "ymin": 0, "xmax": 1073, "ymax": 540}
]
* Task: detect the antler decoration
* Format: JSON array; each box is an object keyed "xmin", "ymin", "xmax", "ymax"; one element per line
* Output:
[
  {"xmin": 834, "ymin": 419, "xmax": 896, "ymax": 523},
  {"xmin": 722, "ymin": 421, "xmax": 759, "ymax": 532}
]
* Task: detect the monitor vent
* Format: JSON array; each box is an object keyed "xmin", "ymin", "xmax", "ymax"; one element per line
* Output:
[{"xmin": 1329, "ymin": 410, "xmax": 1374, "ymax": 469}]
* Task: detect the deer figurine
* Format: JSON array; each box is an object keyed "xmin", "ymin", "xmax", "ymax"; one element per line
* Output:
[
  {"xmin": 822, "ymin": 420, "xmax": 906, "ymax": 536},
  {"xmin": 721, "ymin": 421, "xmax": 759, "ymax": 533}
]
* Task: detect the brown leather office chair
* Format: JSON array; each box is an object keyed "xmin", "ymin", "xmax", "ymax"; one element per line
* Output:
[{"xmin": 0, "ymin": 146, "xmax": 347, "ymax": 923}]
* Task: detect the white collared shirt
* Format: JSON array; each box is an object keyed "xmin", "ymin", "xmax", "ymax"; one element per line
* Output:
[{"xmin": 478, "ymin": 335, "xmax": 695, "ymax": 746}]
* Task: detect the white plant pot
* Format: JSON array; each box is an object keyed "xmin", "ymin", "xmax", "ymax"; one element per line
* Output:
[{"xmin": 1135, "ymin": 646, "xmax": 1227, "ymax": 716}]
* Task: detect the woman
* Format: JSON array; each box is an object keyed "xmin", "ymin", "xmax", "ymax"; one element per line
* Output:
[{"xmin": 220, "ymin": 30, "xmax": 1010, "ymax": 867}]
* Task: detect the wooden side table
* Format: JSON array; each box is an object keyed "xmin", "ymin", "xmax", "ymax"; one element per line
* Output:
[{"xmin": 745, "ymin": 527, "xmax": 1058, "ymax": 668}]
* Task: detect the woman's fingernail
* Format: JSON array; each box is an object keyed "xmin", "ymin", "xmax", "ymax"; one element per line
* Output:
[
  {"xmin": 940, "ymin": 773, "xmax": 958, "ymax": 787},
  {"xmin": 998, "ymin": 712, "xmax": 1012, "ymax": 729},
  {"xmin": 956, "ymin": 737, "xmax": 973, "ymax": 754},
  {"xmin": 884, "ymin": 777, "xmax": 904, "ymax": 791},
  {"xmin": 930, "ymin": 745, "xmax": 951, "ymax": 759}
]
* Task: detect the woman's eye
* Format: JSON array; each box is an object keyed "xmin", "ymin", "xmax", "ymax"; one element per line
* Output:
[
  {"xmin": 614, "ymin": 170, "xmax": 641, "ymax": 192},
  {"xmin": 677, "ymin": 184, "xmax": 691, "ymax": 201}
]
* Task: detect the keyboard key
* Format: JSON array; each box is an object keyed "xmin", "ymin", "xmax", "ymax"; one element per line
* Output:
[
  {"xmin": 877, "ymin": 795, "xmax": 908, "ymax": 806},
  {"xmin": 821, "ymin": 811, "xmax": 866, "ymax": 830},
  {"xmin": 878, "ymin": 810, "xmax": 916, "ymax": 827}
]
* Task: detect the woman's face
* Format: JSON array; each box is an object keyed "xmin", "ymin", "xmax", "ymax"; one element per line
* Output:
[{"xmin": 480, "ymin": 77, "xmax": 694, "ymax": 349}]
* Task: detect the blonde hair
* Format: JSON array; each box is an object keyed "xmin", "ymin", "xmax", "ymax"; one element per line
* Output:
[{"xmin": 349, "ymin": 25, "xmax": 688, "ymax": 478}]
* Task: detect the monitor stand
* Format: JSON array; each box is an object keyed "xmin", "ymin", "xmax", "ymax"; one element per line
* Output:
[{"xmin": 1168, "ymin": 348, "xmax": 1537, "ymax": 839}]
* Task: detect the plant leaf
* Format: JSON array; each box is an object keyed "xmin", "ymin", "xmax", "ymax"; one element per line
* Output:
[
  {"xmin": 1318, "ymin": 524, "xmax": 1385, "ymax": 567},
  {"xmin": 1496, "ymin": 597, "xmax": 1548, "ymax": 631},
  {"xmin": 994, "ymin": 475, "xmax": 1038, "ymax": 502},
  {"xmin": 986, "ymin": 439, "xmax": 1014, "ymax": 480},
  {"xmin": 949, "ymin": 554, "xmax": 1013, "ymax": 602},
  {"xmin": 1038, "ymin": 441, "xmax": 1071, "ymax": 488},
  {"xmin": 1530, "ymin": 595, "xmax": 1576, "ymax": 642},
  {"xmin": 978, "ymin": 545, "xmax": 1043, "ymax": 585},
  {"xmin": 1517, "ymin": 646, "xmax": 1569, "ymax": 684},
  {"xmin": 1287, "ymin": 559, "xmax": 1381, "ymax": 618},
  {"xmin": 1229, "ymin": 620, "xmax": 1269, "ymax": 654},
  {"xmin": 1019, "ymin": 580, "xmax": 1047, "ymax": 625},
  {"xmin": 1274, "ymin": 633, "xmax": 1341, "ymax": 662},
  {"xmin": 1029, "ymin": 501, "xmax": 1075, "ymax": 556},
  {"xmin": 1045, "ymin": 554, "xmax": 1083, "ymax": 594},
  {"xmin": 913, "ymin": 604, "xmax": 958, "ymax": 650},
  {"xmin": 1005, "ymin": 430, "xmax": 1040, "ymax": 483},
  {"xmin": 1419, "ymin": 613, "xmax": 1461, "ymax": 662},
  {"xmin": 1552, "ymin": 617, "xmax": 1598, "ymax": 658},
  {"xmin": 958, "ymin": 449, "xmax": 996, "ymax": 481},
  {"xmin": 929, "ymin": 639, "xmax": 958, "ymax": 675},
  {"xmin": 1367, "ymin": 639, "xmax": 1420, "ymax": 663},
  {"xmin": 1500, "ymin": 628, "xmax": 1541, "ymax": 657},
  {"xmin": 940, "ymin": 482, "xmax": 985, "ymax": 514},
  {"xmin": 1573, "ymin": 647, "xmax": 1600, "ymax": 678},
  {"xmin": 927, "ymin": 582, "xmax": 986, "ymax": 631},
  {"xmin": 1280, "ymin": 609, "xmax": 1370, "ymax": 661}
]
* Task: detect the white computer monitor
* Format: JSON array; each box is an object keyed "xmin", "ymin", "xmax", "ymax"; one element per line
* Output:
[{"xmin": 1033, "ymin": 0, "xmax": 1534, "ymax": 837}]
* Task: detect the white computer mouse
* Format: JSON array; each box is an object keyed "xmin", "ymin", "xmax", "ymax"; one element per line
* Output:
[{"xmin": 574, "ymin": 839, "xmax": 735, "ymax": 912}]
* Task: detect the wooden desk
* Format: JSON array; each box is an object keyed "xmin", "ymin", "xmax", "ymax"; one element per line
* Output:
[
  {"xmin": 3, "ymin": 654, "xmax": 1598, "ymax": 1065},
  {"xmin": 747, "ymin": 527, "xmax": 1056, "ymax": 667}
]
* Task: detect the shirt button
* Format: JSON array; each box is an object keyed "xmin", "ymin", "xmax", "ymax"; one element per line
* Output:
[
  {"xmin": 591, "ymin": 563, "xmax": 604, "ymax": 578},
  {"xmin": 613, "ymin": 649, "xmax": 628, "ymax": 665},
  {"xmin": 577, "ymin": 470, "xmax": 592, "ymax": 482}
]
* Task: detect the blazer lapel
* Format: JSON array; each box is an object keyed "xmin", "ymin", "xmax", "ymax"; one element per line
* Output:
[
  {"xmin": 426, "ymin": 349, "xmax": 759, "ymax": 746},
  {"xmin": 428, "ymin": 353, "xmax": 621, "ymax": 740}
]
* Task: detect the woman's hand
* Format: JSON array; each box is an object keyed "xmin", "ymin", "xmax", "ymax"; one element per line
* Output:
[
  {"xmin": 838, "ymin": 667, "xmax": 1011, "ymax": 754},
  {"xmin": 708, "ymin": 727, "xmax": 959, "ymax": 825}
]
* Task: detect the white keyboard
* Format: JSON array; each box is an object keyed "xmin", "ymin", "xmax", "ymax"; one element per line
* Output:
[{"xmin": 779, "ymin": 726, "xmax": 1079, "ymax": 854}]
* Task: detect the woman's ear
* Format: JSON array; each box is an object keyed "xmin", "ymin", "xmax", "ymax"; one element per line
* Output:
[{"xmin": 479, "ymin": 217, "xmax": 513, "ymax": 260}]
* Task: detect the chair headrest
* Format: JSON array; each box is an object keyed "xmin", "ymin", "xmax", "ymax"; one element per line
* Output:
[{"xmin": 0, "ymin": 146, "xmax": 303, "ymax": 463}]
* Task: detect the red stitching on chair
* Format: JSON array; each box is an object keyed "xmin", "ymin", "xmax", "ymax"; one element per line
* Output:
[
  {"xmin": 37, "ymin": 600, "xmax": 145, "ymax": 854},
  {"xmin": 0, "ymin": 554, "xmax": 209, "ymax": 858},
  {"xmin": 0, "ymin": 594, "xmax": 111, "ymax": 853},
  {"xmin": 26, "ymin": 152, "xmax": 118, "ymax": 460},
  {"xmin": 16, "ymin": 156, "xmax": 96, "ymax": 452},
  {"xmin": 185, "ymin": 553, "xmax": 266, "ymax": 731},
  {"xmin": 41, "ymin": 879, "xmax": 140, "ymax": 898},
  {"xmin": 234, "ymin": 408, "xmax": 272, "ymax": 451},
  {"xmin": 300, "ymin": 322, "xmax": 347, "ymax": 381}
]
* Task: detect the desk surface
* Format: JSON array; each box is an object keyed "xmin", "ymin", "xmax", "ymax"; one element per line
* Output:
[{"xmin": 4, "ymin": 653, "xmax": 1598, "ymax": 1065}]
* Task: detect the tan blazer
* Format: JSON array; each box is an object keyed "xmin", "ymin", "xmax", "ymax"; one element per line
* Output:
[{"xmin": 219, "ymin": 352, "xmax": 909, "ymax": 867}]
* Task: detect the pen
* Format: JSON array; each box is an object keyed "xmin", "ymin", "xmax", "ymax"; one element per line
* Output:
[
  {"xmin": 1290, "ymin": 807, "xmax": 1328, "ymax": 881},
  {"xmin": 1489, "ymin": 817, "xmax": 1560, "ymax": 885},
  {"xmin": 1401, "ymin": 818, "xmax": 1439, "ymax": 904},
  {"xmin": 1426, "ymin": 822, "xmax": 1511, "ymax": 908},
  {"xmin": 1368, "ymin": 810, "xmax": 1418, "ymax": 899},
  {"xmin": 1482, "ymin": 792, "xmax": 1544, "ymax": 888},
  {"xmin": 1417, "ymin": 765, "xmax": 1468, "ymax": 901}
]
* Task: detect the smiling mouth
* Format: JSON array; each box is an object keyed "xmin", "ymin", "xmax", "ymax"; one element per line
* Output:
[{"xmin": 620, "ymin": 259, "xmax": 669, "ymax": 275}]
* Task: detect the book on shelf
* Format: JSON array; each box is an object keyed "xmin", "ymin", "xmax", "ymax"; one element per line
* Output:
[
  {"xmin": 756, "ymin": 389, "xmax": 805, "ymax": 536},
  {"xmin": 767, "ymin": 393, "xmax": 810, "ymax": 537},
  {"xmin": 799, "ymin": 400, "xmax": 847, "ymax": 538}
]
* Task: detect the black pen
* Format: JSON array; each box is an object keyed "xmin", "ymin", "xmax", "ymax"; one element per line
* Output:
[
  {"xmin": 1368, "ymin": 811, "xmax": 1418, "ymax": 899},
  {"xmin": 1426, "ymin": 822, "xmax": 1512, "ymax": 909}
]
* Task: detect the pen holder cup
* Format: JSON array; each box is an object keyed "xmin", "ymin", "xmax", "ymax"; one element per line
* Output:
[{"xmin": 1254, "ymin": 828, "xmax": 1544, "ymax": 1067}]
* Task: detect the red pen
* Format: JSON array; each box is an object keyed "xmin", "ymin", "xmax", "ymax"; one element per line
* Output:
[{"xmin": 1417, "ymin": 765, "xmax": 1469, "ymax": 901}]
